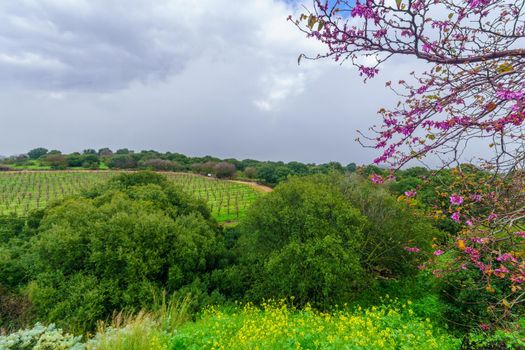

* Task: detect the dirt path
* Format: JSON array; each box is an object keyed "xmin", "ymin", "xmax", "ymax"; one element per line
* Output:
[{"xmin": 229, "ymin": 180, "xmax": 273, "ymax": 192}]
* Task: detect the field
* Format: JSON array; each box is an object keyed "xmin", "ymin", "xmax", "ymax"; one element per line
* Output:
[{"xmin": 0, "ymin": 171, "xmax": 265, "ymax": 222}]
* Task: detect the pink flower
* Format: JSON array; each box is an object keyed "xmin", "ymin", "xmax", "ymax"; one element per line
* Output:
[
  {"xmin": 433, "ymin": 250, "xmax": 444, "ymax": 256},
  {"xmin": 470, "ymin": 194, "xmax": 482, "ymax": 202},
  {"xmin": 449, "ymin": 194, "xmax": 464, "ymax": 205},
  {"xmin": 466, "ymin": 220, "xmax": 473, "ymax": 227},
  {"xmin": 404, "ymin": 246, "xmax": 420, "ymax": 253},
  {"xmin": 370, "ymin": 174, "xmax": 384, "ymax": 184},
  {"xmin": 514, "ymin": 231, "xmax": 525, "ymax": 238},
  {"xmin": 479, "ymin": 323, "xmax": 490, "ymax": 331},
  {"xmin": 496, "ymin": 253, "xmax": 517, "ymax": 262},
  {"xmin": 404, "ymin": 190, "xmax": 417, "ymax": 198},
  {"xmin": 451, "ymin": 211, "xmax": 461, "ymax": 223},
  {"xmin": 487, "ymin": 213, "xmax": 498, "ymax": 221}
]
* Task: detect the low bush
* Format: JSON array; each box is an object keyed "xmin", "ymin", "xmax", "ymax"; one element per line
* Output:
[{"xmin": 0, "ymin": 323, "xmax": 84, "ymax": 350}]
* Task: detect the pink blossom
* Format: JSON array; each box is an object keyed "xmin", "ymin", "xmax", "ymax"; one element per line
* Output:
[
  {"xmin": 359, "ymin": 66, "xmax": 379, "ymax": 79},
  {"xmin": 496, "ymin": 253, "xmax": 517, "ymax": 262},
  {"xmin": 470, "ymin": 194, "xmax": 482, "ymax": 202},
  {"xmin": 514, "ymin": 231, "xmax": 525, "ymax": 238},
  {"xmin": 370, "ymin": 174, "xmax": 384, "ymax": 184},
  {"xmin": 433, "ymin": 250, "xmax": 444, "ymax": 256},
  {"xmin": 496, "ymin": 89, "xmax": 524, "ymax": 100},
  {"xmin": 404, "ymin": 190, "xmax": 417, "ymax": 198},
  {"xmin": 449, "ymin": 194, "xmax": 464, "ymax": 205},
  {"xmin": 451, "ymin": 211, "xmax": 461, "ymax": 223},
  {"xmin": 487, "ymin": 213, "xmax": 498, "ymax": 221},
  {"xmin": 404, "ymin": 246, "xmax": 420, "ymax": 253},
  {"xmin": 479, "ymin": 323, "xmax": 490, "ymax": 331},
  {"xmin": 466, "ymin": 220, "xmax": 473, "ymax": 227}
]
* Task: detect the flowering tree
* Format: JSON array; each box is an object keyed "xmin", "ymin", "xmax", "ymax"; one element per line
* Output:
[{"xmin": 293, "ymin": 0, "xmax": 525, "ymax": 327}]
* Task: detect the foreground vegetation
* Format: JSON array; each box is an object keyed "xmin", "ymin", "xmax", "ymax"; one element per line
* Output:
[{"xmin": 1, "ymin": 171, "xmax": 524, "ymax": 348}]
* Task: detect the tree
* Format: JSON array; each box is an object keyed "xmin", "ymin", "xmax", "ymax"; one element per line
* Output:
[
  {"xmin": 295, "ymin": 0, "xmax": 525, "ymax": 326},
  {"xmin": 107, "ymin": 154, "xmax": 138, "ymax": 169},
  {"xmin": 42, "ymin": 154, "xmax": 67, "ymax": 169},
  {"xmin": 80, "ymin": 153, "xmax": 100, "ymax": 169},
  {"xmin": 27, "ymin": 148, "xmax": 48, "ymax": 160},
  {"xmin": 24, "ymin": 172, "xmax": 223, "ymax": 331},
  {"xmin": 141, "ymin": 158, "xmax": 182, "ymax": 171},
  {"xmin": 213, "ymin": 162, "xmax": 236, "ymax": 179},
  {"xmin": 244, "ymin": 166, "xmax": 257, "ymax": 179},
  {"xmin": 234, "ymin": 176, "xmax": 366, "ymax": 307},
  {"xmin": 66, "ymin": 153, "xmax": 83, "ymax": 167},
  {"xmin": 98, "ymin": 148, "xmax": 113, "ymax": 157}
]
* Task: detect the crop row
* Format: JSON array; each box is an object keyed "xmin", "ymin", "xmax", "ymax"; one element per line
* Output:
[{"xmin": 0, "ymin": 171, "xmax": 263, "ymax": 222}]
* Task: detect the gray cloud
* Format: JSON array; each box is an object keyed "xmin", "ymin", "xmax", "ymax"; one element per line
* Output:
[{"xmin": 0, "ymin": 0, "xmax": 418, "ymax": 165}]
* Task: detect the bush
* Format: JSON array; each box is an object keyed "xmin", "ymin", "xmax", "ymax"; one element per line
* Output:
[
  {"xmin": 107, "ymin": 154, "xmax": 138, "ymax": 169},
  {"xmin": 42, "ymin": 154, "xmax": 67, "ymax": 169},
  {"xmin": 142, "ymin": 159, "xmax": 182, "ymax": 172},
  {"xmin": 213, "ymin": 162, "xmax": 236, "ymax": 179},
  {"xmin": 233, "ymin": 176, "xmax": 366, "ymax": 307},
  {"xmin": 0, "ymin": 287, "xmax": 32, "ymax": 332},
  {"xmin": 243, "ymin": 167, "xmax": 256, "ymax": 179},
  {"xmin": 0, "ymin": 323, "xmax": 84, "ymax": 350},
  {"xmin": 27, "ymin": 148, "xmax": 48, "ymax": 160},
  {"xmin": 339, "ymin": 174, "xmax": 440, "ymax": 278},
  {"xmin": 24, "ymin": 172, "xmax": 225, "ymax": 331}
]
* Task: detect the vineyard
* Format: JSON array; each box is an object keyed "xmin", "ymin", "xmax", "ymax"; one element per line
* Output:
[{"xmin": 0, "ymin": 171, "xmax": 265, "ymax": 222}]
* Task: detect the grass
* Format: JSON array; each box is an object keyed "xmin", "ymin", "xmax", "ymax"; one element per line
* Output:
[
  {"xmin": 86, "ymin": 294, "xmax": 192, "ymax": 350},
  {"xmin": 0, "ymin": 171, "xmax": 265, "ymax": 222}
]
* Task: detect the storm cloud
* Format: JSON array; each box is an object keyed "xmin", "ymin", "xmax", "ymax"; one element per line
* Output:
[{"xmin": 0, "ymin": 0, "xmax": 416, "ymax": 164}]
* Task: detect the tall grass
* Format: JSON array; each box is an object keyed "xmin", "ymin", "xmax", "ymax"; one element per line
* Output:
[{"xmin": 87, "ymin": 293, "xmax": 191, "ymax": 350}]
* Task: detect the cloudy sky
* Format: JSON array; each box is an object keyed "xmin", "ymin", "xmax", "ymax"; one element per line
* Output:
[{"xmin": 0, "ymin": 0, "xmax": 416, "ymax": 164}]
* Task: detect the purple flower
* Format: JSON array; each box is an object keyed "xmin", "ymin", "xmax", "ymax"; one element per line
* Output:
[
  {"xmin": 451, "ymin": 211, "xmax": 461, "ymax": 223},
  {"xmin": 370, "ymin": 174, "xmax": 384, "ymax": 184},
  {"xmin": 404, "ymin": 246, "xmax": 420, "ymax": 253},
  {"xmin": 404, "ymin": 190, "xmax": 417, "ymax": 198},
  {"xmin": 433, "ymin": 250, "xmax": 444, "ymax": 256},
  {"xmin": 449, "ymin": 194, "xmax": 464, "ymax": 205}
]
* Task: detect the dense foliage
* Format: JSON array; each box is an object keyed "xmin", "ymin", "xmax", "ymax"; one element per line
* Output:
[
  {"xmin": 223, "ymin": 175, "xmax": 440, "ymax": 309},
  {"xmin": 1, "ymin": 170, "xmax": 524, "ymax": 347},
  {"xmin": 2, "ymin": 172, "xmax": 226, "ymax": 332}
]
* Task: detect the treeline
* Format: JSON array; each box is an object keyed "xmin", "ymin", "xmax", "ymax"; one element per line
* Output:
[{"xmin": 0, "ymin": 147, "xmax": 358, "ymax": 185}]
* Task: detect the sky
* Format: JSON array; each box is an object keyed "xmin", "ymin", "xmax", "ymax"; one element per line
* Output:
[{"xmin": 0, "ymin": 0, "xmax": 416, "ymax": 164}]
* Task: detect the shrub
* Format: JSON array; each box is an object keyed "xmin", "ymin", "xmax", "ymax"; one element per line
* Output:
[
  {"xmin": 234, "ymin": 176, "xmax": 366, "ymax": 307},
  {"xmin": 339, "ymin": 174, "xmax": 440, "ymax": 278},
  {"xmin": 24, "ymin": 172, "xmax": 225, "ymax": 331},
  {"xmin": 243, "ymin": 167, "xmax": 256, "ymax": 179},
  {"xmin": 0, "ymin": 323, "xmax": 84, "ymax": 350},
  {"xmin": 42, "ymin": 154, "xmax": 67, "ymax": 169},
  {"xmin": 0, "ymin": 287, "xmax": 32, "ymax": 332},
  {"xmin": 27, "ymin": 148, "xmax": 48, "ymax": 160},
  {"xmin": 191, "ymin": 161, "xmax": 216, "ymax": 175},
  {"xmin": 107, "ymin": 154, "xmax": 138, "ymax": 169},
  {"xmin": 142, "ymin": 159, "xmax": 182, "ymax": 172},
  {"xmin": 213, "ymin": 162, "xmax": 236, "ymax": 179}
]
